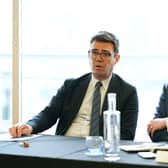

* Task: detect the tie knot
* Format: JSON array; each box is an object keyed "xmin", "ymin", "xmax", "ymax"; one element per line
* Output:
[{"xmin": 95, "ymin": 81, "xmax": 102, "ymax": 89}]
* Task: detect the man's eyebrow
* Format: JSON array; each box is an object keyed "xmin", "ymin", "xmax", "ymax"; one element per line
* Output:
[
  {"xmin": 90, "ymin": 48, "xmax": 98, "ymax": 51},
  {"xmin": 91, "ymin": 49, "xmax": 111, "ymax": 52},
  {"xmin": 101, "ymin": 49, "xmax": 111, "ymax": 52}
]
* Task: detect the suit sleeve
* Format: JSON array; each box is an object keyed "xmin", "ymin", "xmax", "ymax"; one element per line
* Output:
[
  {"xmin": 151, "ymin": 129, "xmax": 168, "ymax": 142},
  {"xmin": 26, "ymin": 79, "xmax": 71, "ymax": 134},
  {"xmin": 150, "ymin": 84, "xmax": 168, "ymax": 142},
  {"xmin": 120, "ymin": 86, "xmax": 139, "ymax": 140}
]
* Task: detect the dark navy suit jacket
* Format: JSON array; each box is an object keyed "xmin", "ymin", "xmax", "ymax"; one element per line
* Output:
[
  {"xmin": 27, "ymin": 73, "xmax": 139, "ymax": 140},
  {"xmin": 150, "ymin": 84, "xmax": 168, "ymax": 142}
]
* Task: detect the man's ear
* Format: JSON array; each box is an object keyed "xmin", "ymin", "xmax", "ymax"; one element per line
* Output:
[{"xmin": 114, "ymin": 54, "xmax": 120, "ymax": 64}]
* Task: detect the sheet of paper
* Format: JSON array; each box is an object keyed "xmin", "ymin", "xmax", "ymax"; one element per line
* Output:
[
  {"xmin": 156, "ymin": 150, "xmax": 168, "ymax": 163},
  {"xmin": 0, "ymin": 133, "xmax": 41, "ymax": 141},
  {"xmin": 120, "ymin": 142, "xmax": 168, "ymax": 152}
]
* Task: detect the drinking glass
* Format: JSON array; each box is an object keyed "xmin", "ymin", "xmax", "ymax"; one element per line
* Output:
[{"xmin": 85, "ymin": 136, "xmax": 104, "ymax": 156}]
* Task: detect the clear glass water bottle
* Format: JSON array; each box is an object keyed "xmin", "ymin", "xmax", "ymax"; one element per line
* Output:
[{"xmin": 103, "ymin": 93, "xmax": 120, "ymax": 161}]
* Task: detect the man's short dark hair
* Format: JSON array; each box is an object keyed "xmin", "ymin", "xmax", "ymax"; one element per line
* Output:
[{"xmin": 90, "ymin": 31, "xmax": 119, "ymax": 54}]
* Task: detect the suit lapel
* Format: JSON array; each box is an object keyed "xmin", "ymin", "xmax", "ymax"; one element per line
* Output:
[
  {"xmin": 100, "ymin": 74, "xmax": 120, "ymax": 135},
  {"xmin": 69, "ymin": 75, "xmax": 91, "ymax": 121},
  {"xmin": 102, "ymin": 74, "xmax": 120, "ymax": 112}
]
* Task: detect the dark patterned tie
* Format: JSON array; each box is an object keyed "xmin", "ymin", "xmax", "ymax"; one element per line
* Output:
[{"xmin": 89, "ymin": 81, "xmax": 102, "ymax": 136}]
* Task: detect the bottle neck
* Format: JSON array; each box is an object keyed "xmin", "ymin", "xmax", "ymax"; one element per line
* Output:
[{"xmin": 108, "ymin": 93, "xmax": 116, "ymax": 111}]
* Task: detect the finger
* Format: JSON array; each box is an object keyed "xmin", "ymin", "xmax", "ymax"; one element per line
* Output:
[
  {"xmin": 17, "ymin": 125, "xmax": 26, "ymax": 137},
  {"xmin": 21, "ymin": 125, "xmax": 29, "ymax": 135},
  {"xmin": 19, "ymin": 124, "xmax": 31, "ymax": 136},
  {"xmin": 151, "ymin": 126, "xmax": 159, "ymax": 137},
  {"xmin": 16, "ymin": 126, "xmax": 21, "ymax": 137},
  {"xmin": 9, "ymin": 127, "xmax": 17, "ymax": 137},
  {"xmin": 147, "ymin": 125, "xmax": 152, "ymax": 135},
  {"xmin": 150, "ymin": 128, "xmax": 155, "ymax": 137},
  {"xmin": 147, "ymin": 128, "xmax": 150, "ymax": 135}
]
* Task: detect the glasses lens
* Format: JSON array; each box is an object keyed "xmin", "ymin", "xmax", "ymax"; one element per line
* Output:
[
  {"xmin": 89, "ymin": 50, "xmax": 113, "ymax": 58},
  {"xmin": 101, "ymin": 52, "xmax": 111, "ymax": 57}
]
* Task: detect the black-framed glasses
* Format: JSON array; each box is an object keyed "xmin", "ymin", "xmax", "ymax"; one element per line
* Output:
[{"xmin": 88, "ymin": 49, "xmax": 114, "ymax": 58}]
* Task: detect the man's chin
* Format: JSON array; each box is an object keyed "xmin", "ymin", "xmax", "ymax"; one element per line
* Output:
[{"xmin": 93, "ymin": 73, "xmax": 107, "ymax": 80}]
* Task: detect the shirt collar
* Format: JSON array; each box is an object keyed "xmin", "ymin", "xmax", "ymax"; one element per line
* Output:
[{"xmin": 91, "ymin": 73, "xmax": 112, "ymax": 90}]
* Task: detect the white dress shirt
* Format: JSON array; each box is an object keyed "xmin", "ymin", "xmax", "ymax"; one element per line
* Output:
[{"xmin": 65, "ymin": 73, "xmax": 112, "ymax": 137}]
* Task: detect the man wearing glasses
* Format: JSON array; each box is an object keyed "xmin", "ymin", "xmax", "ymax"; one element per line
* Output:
[{"xmin": 9, "ymin": 31, "xmax": 139, "ymax": 140}]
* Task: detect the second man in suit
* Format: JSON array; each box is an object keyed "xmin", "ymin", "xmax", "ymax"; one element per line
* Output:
[{"xmin": 147, "ymin": 83, "xmax": 168, "ymax": 142}]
